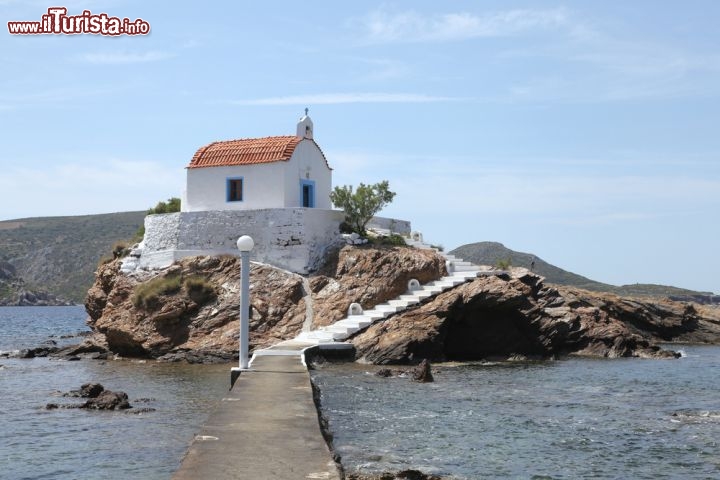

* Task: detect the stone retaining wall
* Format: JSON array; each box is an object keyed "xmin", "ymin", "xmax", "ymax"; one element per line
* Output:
[{"xmin": 138, "ymin": 208, "xmax": 410, "ymax": 274}]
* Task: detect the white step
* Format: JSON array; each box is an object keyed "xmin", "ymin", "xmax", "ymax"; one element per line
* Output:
[
  {"xmin": 363, "ymin": 310, "xmax": 388, "ymax": 320},
  {"xmin": 387, "ymin": 298, "xmax": 419, "ymax": 308},
  {"xmin": 452, "ymin": 270, "xmax": 481, "ymax": 279},
  {"xmin": 323, "ymin": 324, "xmax": 357, "ymax": 335},
  {"xmin": 454, "ymin": 264, "xmax": 481, "ymax": 272},
  {"xmin": 400, "ymin": 291, "xmax": 433, "ymax": 301},
  {"xmin": 373, "ymin": 303, "xmax": 403, "ymax": 313},
  {"xmin": 296, "ymin": 331, "xmax": 336, "ymax": 342},
  {"xmin": 342, "ymin": 315, "xmax": 374, "ymax": 328},
  {"xmin": 429, "ymin": 277, "xmax": 466, "ymax": 288},
  {"xmin": 253, "ymin": 349, "xmax": 303, "ymax": 356},
  {"xmin": 420, "ymin": 284, "xmax": 445, "ymax": 294}
]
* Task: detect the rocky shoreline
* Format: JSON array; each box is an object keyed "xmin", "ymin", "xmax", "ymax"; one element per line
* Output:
[
  {"xmin": 59, "ymin": 245, "xmax": 719, "ymax": 363},
  {"xmin": 350, "ymin": 270, "xmax": 720, "ymax": 362}
]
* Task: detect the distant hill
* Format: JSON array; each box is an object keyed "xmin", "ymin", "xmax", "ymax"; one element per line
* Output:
[
  {"xmin": 451, "ymin": 241, "xmax": 714, "ymax": 299},
  {"xmin": 0, "ymin": 211, "xmax": 145, "ymax": 303},
  {"xmin": 1, "ymin": 214, "xmax": 715, "ymax": 306}
]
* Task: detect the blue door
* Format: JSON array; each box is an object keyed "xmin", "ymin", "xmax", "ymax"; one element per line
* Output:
[{"xmin": 300, "ymin": 180, "xmax": 315, "ymax": 208}]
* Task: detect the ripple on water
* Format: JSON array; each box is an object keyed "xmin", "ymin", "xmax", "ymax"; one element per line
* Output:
[{"xmin": 312, "ymin": 349, "xmax": 720, "ymax": 479}]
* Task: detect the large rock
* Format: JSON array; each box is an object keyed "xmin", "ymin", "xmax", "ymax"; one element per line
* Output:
[
  {"xmin": 309, "ymin": 246, "xmax": 445, "ymax": 328},
  {"xmin": 84, "ymin": 246, "xmax": 445, "ymax": 360},
  {"xmin": 351, "ymin": 272, "xmax": 720, "ymax": 364},
  {"xmin": 85, "ymin": 255, "xmax": 307, "ymax": 358},
  {"xmin": 83, "ymin": 245, "xmax": 720, "ymax": 363}
]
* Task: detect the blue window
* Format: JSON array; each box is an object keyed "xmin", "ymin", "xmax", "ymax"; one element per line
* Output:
[
  {"xmin": 300, "ymin": 179, "xmax": 315, "ymax": 208},
  {"xmin": 227, "ymin": 177, "xmax": 244, "ymax": 202}
]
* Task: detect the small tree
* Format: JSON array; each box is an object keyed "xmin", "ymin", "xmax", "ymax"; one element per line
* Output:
[
  {"xmin": 135, "ymin": 197, "xmax": 182, "ymax": 240},
  {"xmin": 330, "ymin": 181, "xmax": 396, "ymax": 236}
]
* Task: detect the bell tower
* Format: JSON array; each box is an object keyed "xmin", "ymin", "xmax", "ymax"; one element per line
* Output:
[{"xmin": 296, "ymin": 107, "xmax": 314, "ymax": 139}]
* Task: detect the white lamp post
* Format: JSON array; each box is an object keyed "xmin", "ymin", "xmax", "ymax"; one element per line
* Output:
[{"xmin": 235, "ymin": 235, "xmax": 254, "ymax": 372}]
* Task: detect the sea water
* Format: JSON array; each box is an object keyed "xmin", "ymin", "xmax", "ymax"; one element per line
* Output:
[
  {"xmin": 312, "ymin": 349, "xmax": 720, "ymax": 479},
  {"xmin": 3, "ymin": 307, "xmax": 720, "ymax": 479},
  {"xmin": 0, "ymin": 306, "xmax": 229, "ymax": 480}
]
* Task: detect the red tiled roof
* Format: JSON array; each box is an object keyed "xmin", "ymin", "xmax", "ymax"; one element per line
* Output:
[{"xmin": 187, "ymin": 135, "xmax": 329, "ymax": 169}]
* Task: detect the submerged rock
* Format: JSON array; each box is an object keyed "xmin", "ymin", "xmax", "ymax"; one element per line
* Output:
[
  {"xmin": 50, "ymin": 384, "xmax": 132, "ymax": 411},
  {"xmin": 64, "ymin": 383, "xmax": 104, "ymax": 398},
  {"xmin": 346, "ymin": 470, "xmax": 445, "ymax": 480},
  {"xmin": 411, "ymin": 359, "xmax": 433, "ymax": 383},
  {"xmin": 82, "ymin": 390, "xmax": 130, "ymax": 410}
]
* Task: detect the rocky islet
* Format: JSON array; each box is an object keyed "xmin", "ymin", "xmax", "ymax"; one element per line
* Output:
[{"xmin": 76, "ymin": 245, "xmax": 720, "ymax": 364}]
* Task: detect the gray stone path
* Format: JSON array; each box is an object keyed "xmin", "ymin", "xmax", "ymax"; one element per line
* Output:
[{"xmin": 172, "ymin": 354, "xmax": 340, "ymax": 480}]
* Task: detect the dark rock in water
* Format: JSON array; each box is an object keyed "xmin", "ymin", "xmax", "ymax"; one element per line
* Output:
[
  {"xmin": 50, "ymin": 384, "xmax": 133, "ymax": 411},
  {"xmin": 156, "ymin": 349, "xmax": 235, "ymax": 364},
  {"xmin": 133, "ymin": 397, "xmax": 156, "ymax": 404},
  {"xmin": 15, "ymin": 346, "xmax": 60, "ymax": 358},
  {"xmin": 397, "ymin": 470, "xmax": 443, "ymax": 480},
  {"xmin": 347, "ymin": 470, "xmax": 444, "ymax": 480},
  {"xmin": 82, "ymin": 390, "xmax": 130, "ymax": 410},
  {"xmin": 53, "ymin": 339, "xmax": 109, "ymax": 360},
  {"xmin": 126, "ymin": 407, "xmax": 156, "ymax": 415},
  {"xmin": 412, "ymin": 359, "xmax": 433, "ymax": 383},
  {"xmin": 375, "ymin": 368, "xmax": 393, "ymax": 378},
  {"xmin": 65, "ymin": 383, "xmax": 104, "ymax": 398}
]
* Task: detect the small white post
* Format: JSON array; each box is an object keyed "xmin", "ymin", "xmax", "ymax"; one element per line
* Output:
[{"xmin": 235, "ymin": 235, "xmax": 254, "ymax": 372}]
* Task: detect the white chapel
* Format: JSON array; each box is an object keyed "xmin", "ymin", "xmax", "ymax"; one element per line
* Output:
[
  {"xmin": 129, "ymin": 112, "xmax": 409, "ymax": 274},
  {"xmin": 182, "ymin": 112, "xmax": 332, "ymax": 212}
]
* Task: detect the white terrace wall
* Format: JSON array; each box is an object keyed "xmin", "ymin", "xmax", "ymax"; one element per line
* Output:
[{"xmin": 139, "ymin": 208, "xmax": 410, "ymax": 274}]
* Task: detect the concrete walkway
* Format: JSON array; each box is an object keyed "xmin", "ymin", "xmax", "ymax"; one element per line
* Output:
[{"xmin": 172, "ymin": 354, "xmax": 340, "ymax": 480}]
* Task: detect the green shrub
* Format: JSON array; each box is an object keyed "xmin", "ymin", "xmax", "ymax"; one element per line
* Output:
[
  {"xmin": 495, "ymin": 258, "xmax": 512, "ymax": 270},
  {"xmin": 132, "ymin": 274, "xmax": 182, "ymax": 310},
  {"xmin": 184, "ymin": 275, "xmax": 216, "ymax": 305},
  {"xmin": 383, "ymin": 234, "xmax": 407, "ymax": 246},
  {"xmin": 430, "ymin": 244, "xmax": 444, "ymax": 252}
]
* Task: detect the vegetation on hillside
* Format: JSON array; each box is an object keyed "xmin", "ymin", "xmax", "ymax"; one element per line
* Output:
[
  {"xmin": 0, "ymin": 211, "xmax": 146, "ymax": 303},
  {"xmin": 131, "ymin": 272, "xmax": 216, "ymax": 310}
]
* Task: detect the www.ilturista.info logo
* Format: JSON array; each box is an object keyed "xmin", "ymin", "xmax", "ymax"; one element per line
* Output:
[{"xmin": 7, "ymin": 7, "xmax": 150, "ymax": 35}]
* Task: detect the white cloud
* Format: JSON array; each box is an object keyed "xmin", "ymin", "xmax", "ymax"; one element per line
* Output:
[
  {"xmin": 79, "ymin": 51, "xmax": 176, "ymax": 65},
  {"xmin": 231, "ymin": 92, "xmax": 462, "ymax": 106},
  {"xmin": 360, "ymin": 8, "xmax": 569, "ymax": 43}
]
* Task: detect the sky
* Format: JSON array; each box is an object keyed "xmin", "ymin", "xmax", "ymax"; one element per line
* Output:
[{"xmin": 1, "ymin": 1, "xmax": 719, "ymax": 293}]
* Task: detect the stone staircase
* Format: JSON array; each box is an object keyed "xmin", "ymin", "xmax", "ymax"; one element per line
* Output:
[{"xmin": 252, "ymin": 231, "xmax": 493, "ymax": 362}]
